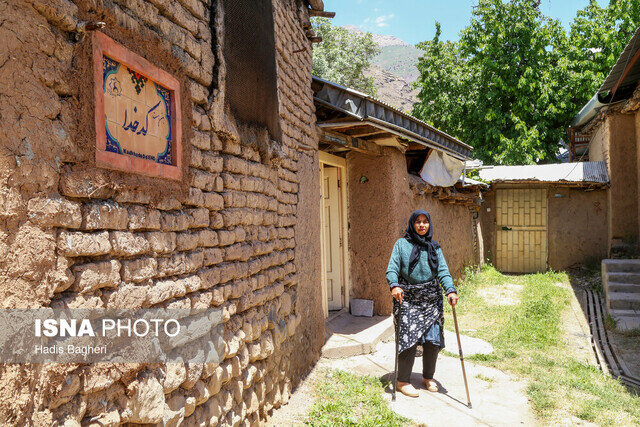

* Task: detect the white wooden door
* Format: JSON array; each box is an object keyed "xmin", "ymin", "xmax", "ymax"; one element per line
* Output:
[{"xmin": 322, "ymin": 166, "xmax": 344, "ymax": 310}]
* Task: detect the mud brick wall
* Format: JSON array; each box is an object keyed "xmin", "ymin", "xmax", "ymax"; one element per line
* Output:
[{"xmin": 0, "ymin": 0, "xmax": 322, "ymax": 425}]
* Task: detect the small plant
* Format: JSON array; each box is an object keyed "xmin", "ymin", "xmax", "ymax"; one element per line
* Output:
[
  {"xmin": 475, "ymin": 373, "xmax": 495, "ymax": 383},
  {"xmin": 604, "ymin": 314, "xmax": 618, "ymax": 331},
  {"xmin": 618, "ymin": 327, "xmax": 640, "ymax": 338}
]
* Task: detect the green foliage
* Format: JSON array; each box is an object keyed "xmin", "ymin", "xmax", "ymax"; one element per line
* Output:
[
  {"xmin": 312, "ymin": 18, "xmax": 380, "ymax": 96},
  {"xmin": 412, "ymin": 0, "xmax": 640, "ymax": 165}
]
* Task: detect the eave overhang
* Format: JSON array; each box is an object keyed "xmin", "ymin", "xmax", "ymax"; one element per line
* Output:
[{"xmin": 312, "ymin": 76, "xmax": 473, "ymax": 160}]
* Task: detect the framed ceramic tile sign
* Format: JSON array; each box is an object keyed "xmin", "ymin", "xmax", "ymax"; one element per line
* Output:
[{"xmin": 93, "ymin": 32, "xmax": 182, "ymax": 180}]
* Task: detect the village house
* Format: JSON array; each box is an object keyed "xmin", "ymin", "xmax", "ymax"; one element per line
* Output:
[
  {"xmin": 478, "ymin": 162, "xmax": 609, "ymax": 273},
  {"xmin": 312, "ymin": 77, "xmax": 481, "ymax": 316},
  {"xmin": 569, "ymin": 26, "xmax": 640, "ymax": 330},
  {"xmin": 1, "ymin": 0, "xmax": 326, "ymax": 424},
  {"xmin": 0, "ymin": 0, "xmax": 486, "ymax": 425}
]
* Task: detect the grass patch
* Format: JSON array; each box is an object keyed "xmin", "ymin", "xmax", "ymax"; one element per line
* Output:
[
  {"xmin": 475, "ymin": 373, "xmax": 495, "ymax": 383},
  {"xmin": 306, "ymin": 369, "xmax": 410, "ymax": 426},
  {"xmin": 604, "ymin": 313, "xmax": 618, "ymax": 331},
  {"xmin": 446, "ymin": 265, "xmax": 640, "ymax": 425}
]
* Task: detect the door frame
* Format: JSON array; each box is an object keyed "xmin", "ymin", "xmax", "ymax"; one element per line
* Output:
[{"xmin": 319, "ymin": 151, "xmax": 351, "ymax": 318}]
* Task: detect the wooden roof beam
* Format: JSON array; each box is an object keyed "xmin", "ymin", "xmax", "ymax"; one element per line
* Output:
[
  {"xmin": 309, "ymin": 9, "xmax": 335, "ymax": 18},
  {"xmin": 318, "ymin": 128, "xmax": 382, "ymax": 156}
]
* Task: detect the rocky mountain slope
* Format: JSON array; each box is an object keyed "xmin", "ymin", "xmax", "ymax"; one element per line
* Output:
[
  {"xmin": 364, "ymin": 66, "xmax": 419, "ymax": 113},
  {"xmin": 344, "ymin": 26, "xmax": 421, "ymax": 112}
]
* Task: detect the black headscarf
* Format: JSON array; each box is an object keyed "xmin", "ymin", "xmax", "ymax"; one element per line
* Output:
[{"xmin": 404, "ymin": 210, "xmax": 440, "ymax": 275}]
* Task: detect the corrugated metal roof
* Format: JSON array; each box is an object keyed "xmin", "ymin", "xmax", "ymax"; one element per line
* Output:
[
  {"xmin": 478, "ymin": 161, "xmax": 609, "ymax": 184},
  {"xmin": 459, "ymin": 176, "xmax": 489, "ymax": 187},
  {"xmin": 599, "ymin": 26, "xmax": 640, "ymax": 94},
  {"xmin": 312, "ymin": 76, "xmax": 473, "ymax": 160}
]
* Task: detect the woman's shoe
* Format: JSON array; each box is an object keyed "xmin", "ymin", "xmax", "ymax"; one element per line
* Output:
[
  {"xmin": 396, "ymin": 382, "xmax": 419, "ymax": 398},
  {"xmin": 423, "ymin": 378, "xmax": 439, "ymax": 392}
]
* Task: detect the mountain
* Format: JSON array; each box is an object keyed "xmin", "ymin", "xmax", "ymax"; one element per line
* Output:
[
  {"xmin": 343, "ymin": 25, "xmax": 410, "ymax": 47},
  {"xmin": 344, "ymin": 26, "xmax": 422, "ymax": 83},
  {"xmin": 364, "ymin": 66, "xmax": 419, "ymax": 113},
  {"xmin": 343, "ymin": 26, "xmax": 422, "ymax": 112},
  {"xmin": 371, "ymin": 45, "xmax": 422, "ymax": 83}
]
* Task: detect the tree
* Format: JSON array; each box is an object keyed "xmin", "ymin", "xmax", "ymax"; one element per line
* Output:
[
  {"xmin": 413, "ymin": 23, "xmax": 475, "ymax": 147},
  {"xmin": 312, "ymin": 18, "xmax": 380, "ymax": 95},
  {"xmin": 413, "ymin": 0, "xmax": 571, "ymax": 165},
  {"xmin": 566, "ymin": 0, "xmax": 640, "ymax": 107}
]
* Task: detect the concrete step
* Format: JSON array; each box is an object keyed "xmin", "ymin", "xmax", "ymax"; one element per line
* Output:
[
  {"xmin": 609, "ymin": 309, "xmax": 640, "ymax": 331},
  {"xmin": 608, "ymin": 292, "xmax": 640, "ymax": 310},
  {"xmin": 322, "ymin": 312, "xmax": 394, "ymax": 359},
  {"xmin": 607, "ymin": 272, "xmax": 640, "ymax": 284},
  {"xmin": 607, "ymin": 282, "xmax": 640, "ymax": 293},
  {"xmin": 602, "ymin": 259, "xmax": 640, "ymax": 273}
]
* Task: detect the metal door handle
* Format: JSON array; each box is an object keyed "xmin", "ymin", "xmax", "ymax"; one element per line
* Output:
[{"xmin": 501, "ymin": 226, "xmax": 512, "ymax": 231}]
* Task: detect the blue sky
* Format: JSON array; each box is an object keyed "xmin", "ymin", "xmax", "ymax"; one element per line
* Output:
[{"xmin": 322, "ymin": 0, "xmax": 609, "ymax": 45}]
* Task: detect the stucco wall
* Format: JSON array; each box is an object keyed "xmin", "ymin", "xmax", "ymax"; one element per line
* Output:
[
  {"xmin": 480, "ymin": 190, "xmax": 497, "ymax": 264},
  {"xmin": 346, "ymin": 148, "xmax": 411, "ymax": 316},
  {"xmin": 409, "ymin": 190, "xmax": 477, "ymax": 280},
  {"xmin": 588, "ymin": 118, "xmax": 610, "ymax": 164},
  {"xmin": 481, "ymin": 186, "xmax": 608, "ymax": 271},
  {"xmin": 547, "ymin": 187, "xmax": 608, "ymax": 270},
  {"xmin": 0, "ymin": 0, "xmax": 321, "ymax": 425},
  {"xmin": 608, "ymin": 113, "xmax": 638, "ymax": 243}
]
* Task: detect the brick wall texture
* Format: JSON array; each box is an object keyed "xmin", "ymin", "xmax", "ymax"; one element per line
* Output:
[{"xmin": 0, "ymin": 0, "xmax": 322, "ymax": 425}]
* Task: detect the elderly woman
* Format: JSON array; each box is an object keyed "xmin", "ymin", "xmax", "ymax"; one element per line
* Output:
[{"xmin": 386, "ymin": 209, "xmax": 459, "ymax": 398}]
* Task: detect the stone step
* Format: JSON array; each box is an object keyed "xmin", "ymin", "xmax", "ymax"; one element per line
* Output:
[
  {"xmin": 322, "ymin": 312, "xmax": 394, "ymax": 359},
  {"xmin": 607, "ymin": 272, "xmax": 640, "ymax": 284},
  {"xmin": 608, "ymin": 292, "xmax": 640, "ymax": 310},
  {"xmin": 602, "ymin": 259, "xmax": 640, "ymax": 273},
  {"xmin": 607, "ymin": 282, "xmax": 640, "ymax": 293},
  {"xmin": 609, "ymin": 309, "xmax": 640, "ymax": 331}
]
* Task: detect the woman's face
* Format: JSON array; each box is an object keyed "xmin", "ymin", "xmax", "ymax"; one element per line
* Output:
[{"xmin": 413, "ymin": 214, "xmax": 430, "ymax": 236}]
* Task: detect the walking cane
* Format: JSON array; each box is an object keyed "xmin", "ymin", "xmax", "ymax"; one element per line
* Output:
[
  {"xmin": 392, "ymin": 298, "xmax": 402, "ymax": 402},
  {"xmin": 451, "ymin": 304, "xmax": 472, "ymax": 408}
]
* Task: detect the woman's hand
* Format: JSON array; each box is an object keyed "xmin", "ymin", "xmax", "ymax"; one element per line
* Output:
[
  {"xmin": 447, "ymin": 292, "xmax": 459, "ymax": 307},
  {"xmin": 391, "ymin": 286, "xmax": 404, "ymax": 304}
]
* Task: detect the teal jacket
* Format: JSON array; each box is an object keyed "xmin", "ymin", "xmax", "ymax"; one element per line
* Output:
[{"xmin": 386, "ymin": 237, "xmax": 456, "ymax": 295}]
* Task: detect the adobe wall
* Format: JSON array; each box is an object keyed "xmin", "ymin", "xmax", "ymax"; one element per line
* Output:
[
  {"xmin": 408, "ymin": 181, "xmax": 478, "ymax": 281},
  {"xmin": 346, "ymin": 148, "xmax": 411, "ymax": 315},
  {"xmin": 608, "ymin": 113, "xmax": 638, "ymax": 243},
  {"xmin": 636, "ymin": 111, "xmax": 640, "ymax": 245},
  {"xmin": 588, "ymin": 118, "xmax": 610, "ymax": 164},
  {"xmin": 547, "ymin": 187, "xmax": 608, "ymax": 269},
  {"xmin": 0, "ymin": 0, "xmax": 321, "ymax": 425}
]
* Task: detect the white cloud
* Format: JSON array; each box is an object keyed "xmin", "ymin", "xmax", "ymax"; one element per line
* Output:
[{"xmin": 374, "ymin": 13, "xmax": 394, "ymax": 28}]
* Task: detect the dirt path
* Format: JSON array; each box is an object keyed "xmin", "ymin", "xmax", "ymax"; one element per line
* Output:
[
  {"xmin": 267, "ymin": 339, "xmax": 537, "ymax": 426},
  {"xmin": 268, "ymin": 273, "xmax": 616, "ymax": 426}
]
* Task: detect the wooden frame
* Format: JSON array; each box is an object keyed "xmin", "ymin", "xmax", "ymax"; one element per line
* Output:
[
  {"xmin": 319, "ymin": 151, "xmax": 351, "ymax": 317},
  {"xmin": 92, "ymin": 31, "xmax": 182, "ymax": 180}
]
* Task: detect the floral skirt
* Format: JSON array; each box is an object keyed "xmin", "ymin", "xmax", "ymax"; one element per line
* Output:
[{"xmin": 393, "ymin": 278, "xmax": 444, "ymax": 354}]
